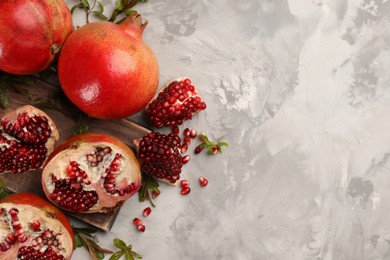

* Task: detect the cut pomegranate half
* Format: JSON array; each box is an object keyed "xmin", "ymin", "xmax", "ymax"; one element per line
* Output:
[
  {"xmin": 42, "ymin": 132, "xmax": 141, "ymax": 213},
  {"xmin": 0, "ymin": 193, "xmax": 74, "ymax": 260},
  {"xmin": 0, "ymin": 105, "xmax": 59, "ymax": 174},
  {"xmin": 146, "ymin": 77, "xmax": 206, "ymax": 128}
]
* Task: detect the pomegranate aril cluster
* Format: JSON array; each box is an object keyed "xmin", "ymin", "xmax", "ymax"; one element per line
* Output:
[
  {"xmin": 137, "ymin": 132, "xmax": 183, "ymax": 184},
  {"xmin": 0, "ymin": 113, "xmax": 51, "ymax": 174},
  {"xmin": 146, "ymin": 78, "xmax": 206, "ymax": 128}
]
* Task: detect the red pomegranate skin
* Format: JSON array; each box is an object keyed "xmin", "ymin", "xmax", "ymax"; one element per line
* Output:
[
  {"xmin": 58, "ymin": 14, "xmax": 159, "ymax": 119},
  {"xmin": 0, "ymin": 0, "xmax": 73, "ymax": 75}
]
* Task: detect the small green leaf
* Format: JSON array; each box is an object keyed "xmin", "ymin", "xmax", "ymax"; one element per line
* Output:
[
  {"xmin": 218, "ymin": 141, "xmax": 229, "ymax": 147},
  {"xmin": 0, "ymin": 86, "xmax": 9, "ymax": 109},
  {"xmin": 97, "ymin": 1, "xmax": 104, "ymax": 11},
  {"xmin": 96, "ymin": 251, "xmax": 105, "ymax": 260},
  {"xmin": 124, "ymin": 8, "xmax": 137, "ymax": 16},
  {"xmin": 109, "ymin": 251, "xmax": 124, "ymax": 260},
  {"xmin": 71, "ymin": 3, "xmax": 83, "ymax": 14},
  {"xmin": 93, "ymin": 11, "xmax": 109, "ymax": 20},
  {"xmin": 73, "ymin": 233, "xmax": 84, "ymax": 249},
  {"xmin": 198, "ymin": 134, "xmax": 209, "ymax": 143},
  {"xmin": 81, "ymin": 0, "xmax": 90, "ymax": 9},
  {"xmin": 0, "ymin": 178, "xmax": 8, "ymax": 199},
  {"xmin": 115, "ymin": 0, "xmax": 125, "ymax": 10},
  {"xmin": 113, "ymin": 238, "xmax": 127, "ymax": 250}
]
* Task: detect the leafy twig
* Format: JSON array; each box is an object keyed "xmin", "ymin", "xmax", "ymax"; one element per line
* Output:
[
  {"xmin": 73, "ymin": 226, "xmax": 113, "ymax": 260},
  {"xmin": 138, "ymin": 173, "xmax": 160, "ymax": 207},
  {"xmin": 195, "ymin": 134, "xmax": 229, "ymax": 155},
  {"xmin": 0, "ymin": 177, "xmax": 9, "ymax": 199},
  {"xmin": 110, "ymin": 238, "xmax": 142, "ymax": 260}
]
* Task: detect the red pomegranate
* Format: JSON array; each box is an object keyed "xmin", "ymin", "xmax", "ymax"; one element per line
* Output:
[
  {"xmin": 58, "ymin": 13, "xmax": 159, "ymax": 119},
  {"xmin": 146, "ymin": 77, "xmax": 207, "ymax": 128},
  {"xmin": 0, "ymin": 105, "xmax": 59, "ymax": 174},
  {"xmin": 0, "ymin": 0, "xmax": 73, "ymax": 75},
  {"xmin": 42, "ymin": 132, "xmax": 142, "ymax": 213},
  {"xmin": 0, "ymin": 193, "xmax": 74, "ymax": 259}
]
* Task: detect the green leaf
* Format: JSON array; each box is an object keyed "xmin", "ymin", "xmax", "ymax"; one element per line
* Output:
[
  {"xmin": 96, "ymin": 251, "xmax": 105, "ymax": 260},
  {"xmin": 0, "ymin": 84, "xmax": 9, "ymax": 109},
  {"xmin": 113, "ymin": 238, "xmax": 127, "ymax": 250},
  {"xmin": 97, "ymin": 1, "xmax": 104, "ymax": 11},
  {"xmin": 93, "ymin": 11, "xmax": 109, "ymax": 20},
  {"xmin": 73, "ymin": 233, "xmax": 84, "ymax": 248},
  {"xmin": 218, "ymin": 141, "xmax": 229, "ymax": 147},
  {"xmin": 109, "ymin": 251, "xmax": 124, "ymax": 260},
  {"xmin": 115, "ymin": 0, "xmax": 125, "ymax": 10},
  {"xmin": 0, "ymin": 178, "xmax": 8, "ymax": 199},
  {"xmin": 138, "ymin": 173, "xmax": 160, "ymax": 207},
  {"xmin": 125, "ymin": 250, "xmax": 134, "ymax": 260},
  {"xmin": 81, "ymin": 0, "xmax": 90, "ymax": 9},
  {"xmin": 125, "ymin": 8, "xmax": 137, "ymax": 16},
  {"xmin": 71, "ymin": 3, "xmax": 83, "ymax": 14}
]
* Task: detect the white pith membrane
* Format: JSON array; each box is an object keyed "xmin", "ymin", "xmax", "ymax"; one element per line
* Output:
[
  {"xmin": 43, "ymin": 142, "xmax": 139, "ymax": 213},
  {"xmin": 0, "ymin": 105, "xmax": 59, "ymax": 173},
  {"xmin": 0, "ymin": 203, "xmax": 72, "ymax": 259}
]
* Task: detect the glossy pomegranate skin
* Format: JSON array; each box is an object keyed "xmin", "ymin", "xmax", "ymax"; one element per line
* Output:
[
  {"xmin": 0, "ymin": 0, "xmax": 73, "ymax": 75},
  {"xmin": 0, "ymin": 193, "xmax": 74, "ymax": 260},
  {"xmin": 58, "ymin": 14, "xmax": 159, "ymax": 119}
]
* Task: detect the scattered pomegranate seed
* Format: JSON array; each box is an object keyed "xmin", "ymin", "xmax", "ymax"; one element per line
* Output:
[
  {"xmin": 189, "ymin": 129, "xmax": 197, "ymax": 138},
  {"xmin": 194, "ymin": 145, "xmax": 204, "ymax": 154},
  {"xmin": 180, "ymin": 180, "xmax": 190, "ymax": 188},
  {"xmin": 152, "ymin": 191, "xmax": 160, "ymax": 199},
  {"xmin": 181, "ymin": 187, "xmax": 191, "ymax": 195},
  {"xmin": 143, "ymin": 207, "xmax": 152, "ymax": 217},
  {"xmin": 211, "ymin": 146, "xmax": 219, "ymax": 155},
  {"xmin": 180, "ymin": 144, "xmax": 188, "ymax": 153},
  {"xmin": 183, "ymin": 128, "xmax": 190, "ymax": 137},
  {"xmin": 137, "ymin": 224, "xmax": 146, "ymax": 232},
  {"xmin": 172, "ymin": 125, "xmax": 180, "ymax": 134},
  {"xmin": 182, "ymin": 155, "xmax": 190, "ymax": 164},
  {"xmin": 133, "ymin": 218, "xmax": 143, "ymax": 226},
  {"xmin": 184, "ymin": 136, "xmax": 191, "ymax": 146},
  {"xmin": 199, "ymin": 176, "xmax": 208, "ymax": 187}
]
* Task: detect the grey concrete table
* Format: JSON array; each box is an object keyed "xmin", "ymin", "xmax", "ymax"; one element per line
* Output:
[{"xmin": 67, "ymin": 0, "xmax": 390, "ymax": 259}]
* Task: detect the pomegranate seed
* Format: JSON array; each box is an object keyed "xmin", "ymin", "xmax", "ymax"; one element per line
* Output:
[
  {"xmin": 133, "ymin": 218, "xmax": 143, "ymax": 226},
  {"xmin": 172, "ymin": 125, "xmax": 180, "ymax": 134},
  {"xmin": 211, "ymin": 146, "xmax": 219, "ymax": 155},
  {"xmin": 143, "ymin": 207, "xmax": 152, "ymax": 217},
  {"xmin": 180, "ymin": 144, "xmax": 188, "ymax": 153},
  {"xmin": 184, "ymin": 136, "xmax": 191, "ymax": 145},
  {"xmin": 182, "ymin": 155, "xmax": 190, "ymax": 164},
  {"xmin": 199, "ymin": 176, "xmax": 208, "ymax": 187},
  {"xmin": 194, "ymin": 145, "xmax": 204, "ymax": 154},
  {"xmin": 137, "ymin": 224, "xmax": 146, "ymax": 232},
  {"xmin": 183, "ymin": 128, "xmax": 190, "ymax": 137},
  {"xmin": 31, "ymin": 220, "xmax": 41, "ymax": 231},
  {"xmin": 189, "ymin": 129, "xmax": 197, "ymax": 138},
  {"xmin": 180, "ymin": 180, "xmax": 190, "ymax": 188},
  {"xmin": 181, "ymin": 187, "xmax": 191, "ymax": 195},
  {"xmin": 152, "ymin": 191, "xmax": 160, "ymax": 199}
]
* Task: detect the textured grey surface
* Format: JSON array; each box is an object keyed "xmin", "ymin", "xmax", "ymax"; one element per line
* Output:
[{"xmin": 66, "ymin": 0, "xmax": 390, "ymax": 259}]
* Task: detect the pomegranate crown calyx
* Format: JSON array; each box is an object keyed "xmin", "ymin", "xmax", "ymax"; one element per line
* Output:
[{"xmin": 121, "ymin": 12, "xmax": 148, "ymax": 32}]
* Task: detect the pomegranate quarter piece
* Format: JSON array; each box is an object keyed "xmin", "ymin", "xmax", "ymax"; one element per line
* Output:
[
  {"xmin": 0, "ymin": 193, "xmax": 74, "ymax": 260},
  {"xmin": 0, "ymin": 105, "xmax": 59, "ymax": 174},
  {"xmin": 146, "ymin": 77, "xmax": 207, "ymax": 128},
  {"xmin": 134, "ymin": 132, "xmax": 185, "ymax": 185},
  {"xmin": 42, "ymin": 132, "xmax": 141, "ymax": 213}
]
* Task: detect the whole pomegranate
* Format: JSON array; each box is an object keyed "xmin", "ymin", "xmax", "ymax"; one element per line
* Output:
[
  {"xmin": 0, "ymin": 193, "xmax": 74, "ymax": 259},
  {"xmin": 42, "ymin": 132, "xmax": 142, "ymax": 213},
  {"xmin": 58, "ymin": 13, "xmax": 159, "ymax": 119},
  {"xmin": 0, "ymin": 0, "xmax": 73, "ymax": 75},
  {"xmin": 0, "ymin": 105, "xmax": 59, "ymax": 174},
  {"xmin": 146, "ymin": 77, "xmax": 207, "ymax": 128}
]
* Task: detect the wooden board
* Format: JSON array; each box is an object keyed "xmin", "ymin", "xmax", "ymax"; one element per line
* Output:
[{"xmin": 0, "ymin": 78, "xmax": 150, "ymax": 231}]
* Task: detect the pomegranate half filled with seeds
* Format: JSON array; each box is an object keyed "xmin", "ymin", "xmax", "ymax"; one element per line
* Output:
[
  {"xmin": 134, "ymin": 132, "xmax": 186, "ymax": 185},
  {"xmin": 0, "ymin": 193, "xmax": 74, "ymax": 259},
  {"xmin": 0, "ymin": 105, "xmax": 59, "ymax": 174},
  {"xmin": 146, "ymin": 77, "xmax": 206, "ymax": 128},
  {"xmin": 42, "ymin": 132, "xmax": 141, "ymax": 213}
]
